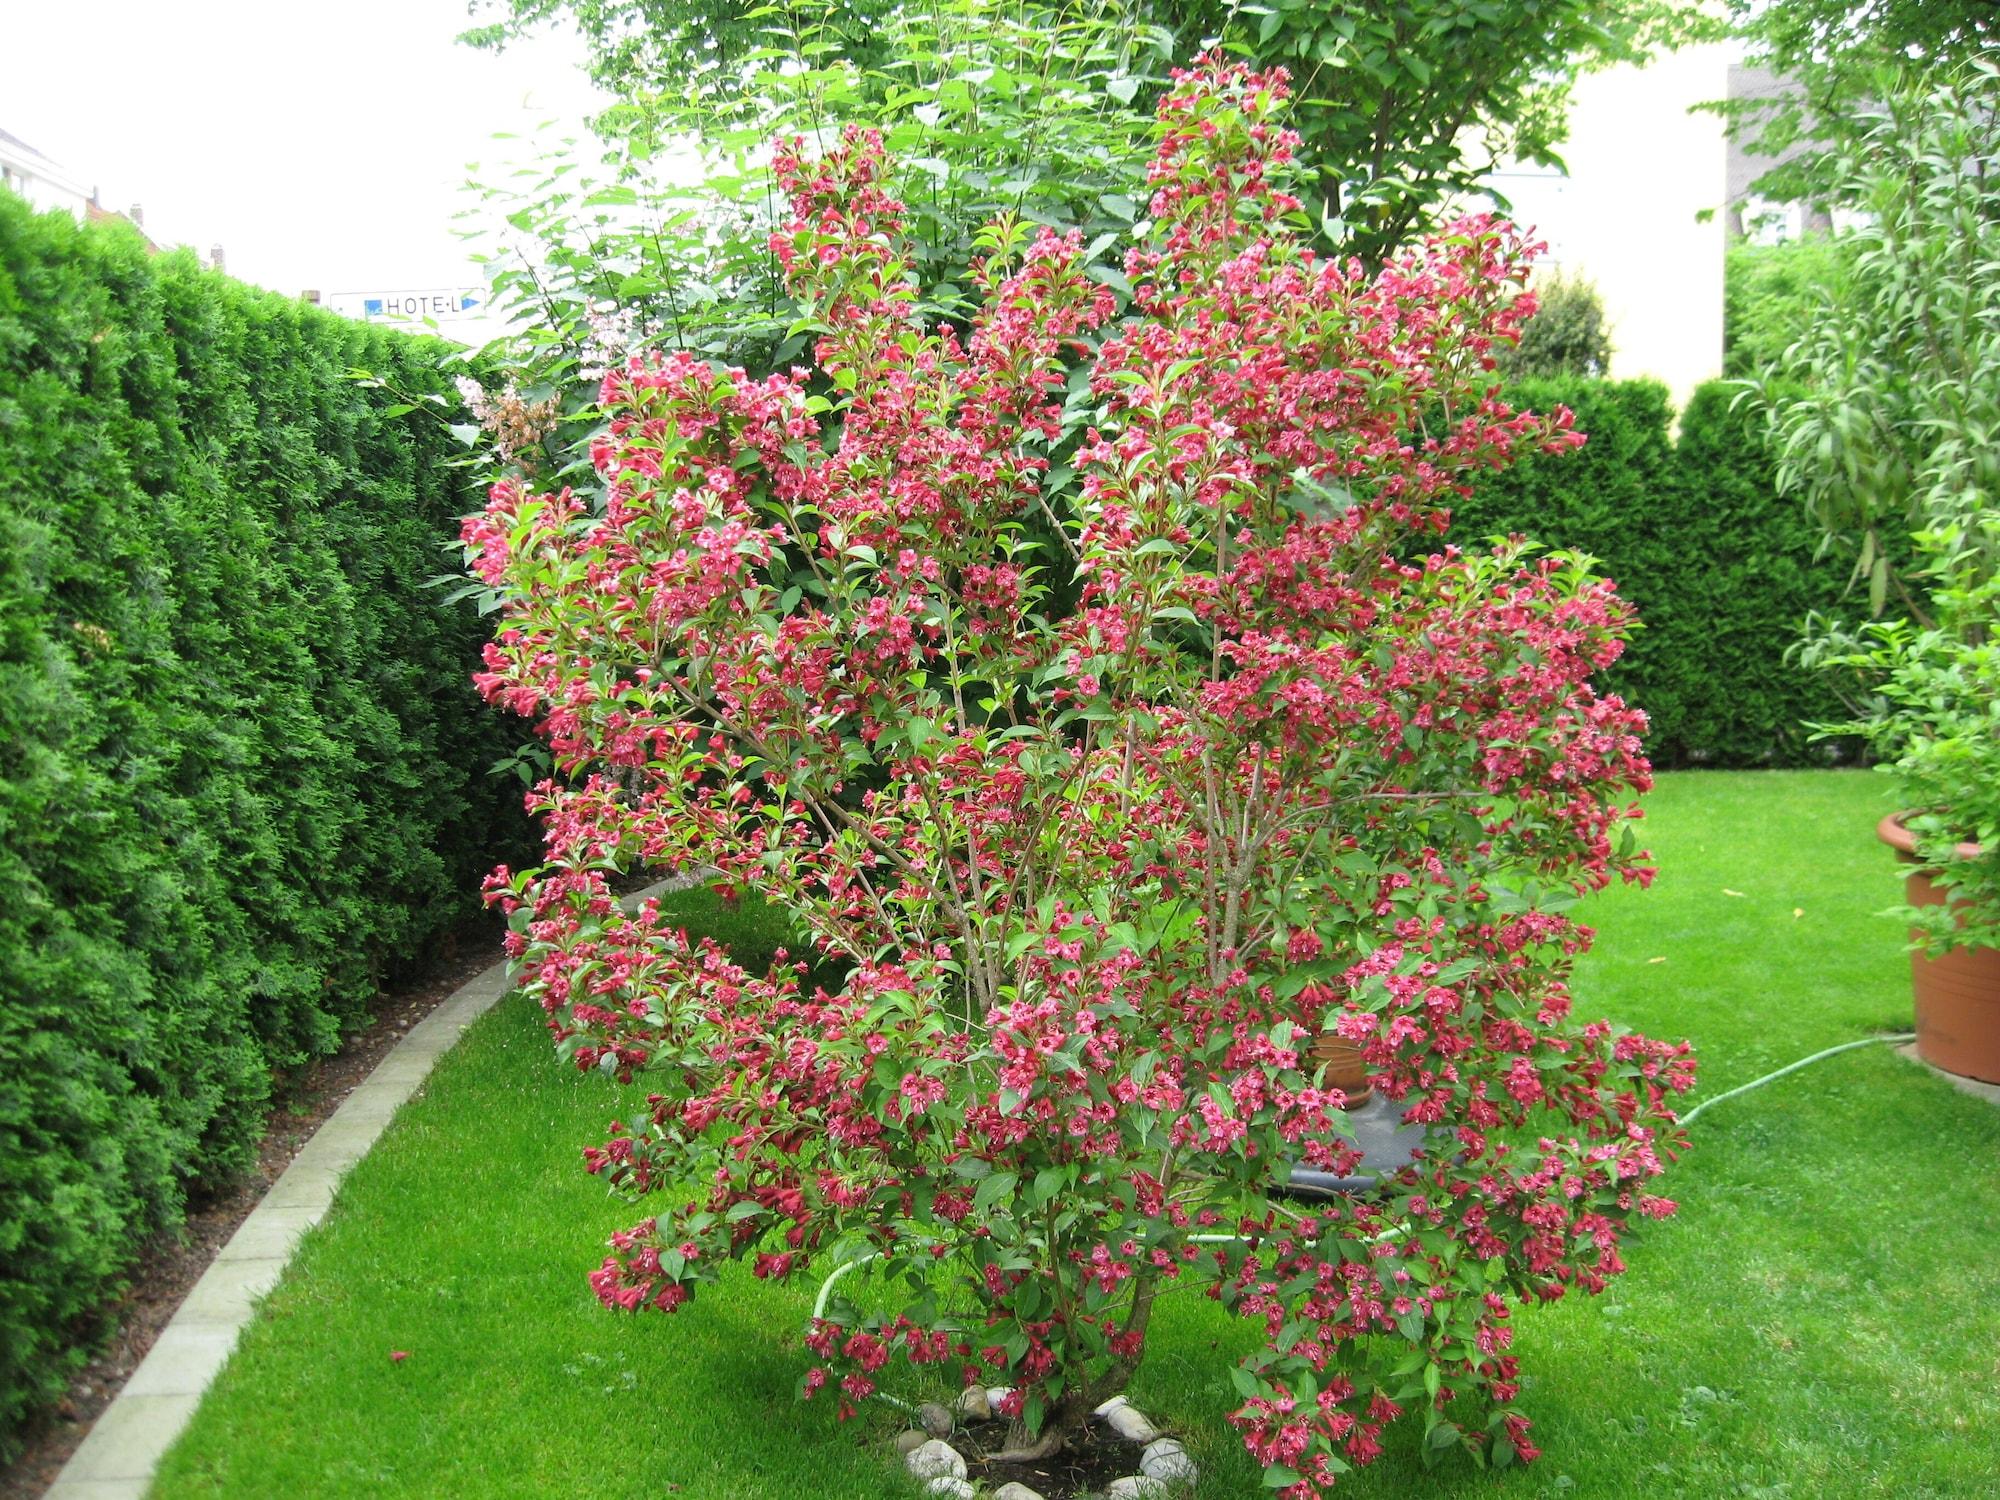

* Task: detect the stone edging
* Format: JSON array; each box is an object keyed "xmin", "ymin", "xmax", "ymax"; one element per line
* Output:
[
  {"xmin": 1897, "ymin": 1042, "xmax": 2000, "ymax": 1108},
  {"xmin": 44, "ymin": 958, "xmax": 515, "ymax": 1500},
  {"xmin": 45, "ymin": 877, "xmax": 692, "ymax": 1500},
  {"xmin": 901, "ymin": 1393, "xmax": 1198, "ymax": 1499}
]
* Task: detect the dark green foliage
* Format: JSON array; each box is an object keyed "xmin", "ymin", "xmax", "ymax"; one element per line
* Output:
[
  {"xmin": 0, "ymin": 193, "xmax": 530, "ymax": 1447},
  {"xmin": 1455, "ymin": 378, "xmax": 1854, "ymax": 766},
  {"xmin": 1722, "ymin": 235, "xmax": 1850, "ymax": 378},
  {"xmin": 1495, "ymin": 272, "xmax": 1613, "ymax": 380}
]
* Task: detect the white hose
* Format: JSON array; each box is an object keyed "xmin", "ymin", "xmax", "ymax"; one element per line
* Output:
[
  {"xmin": 1678, "ymin": 1033, "xmax": 1916, "ymax": 1125},
  {"xmin": 805, "ymin": 1035, "xmax": 1916, "ymax": 1429}
]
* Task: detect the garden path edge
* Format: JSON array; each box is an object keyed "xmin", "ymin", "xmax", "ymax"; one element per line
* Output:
[{"xmin": 45, "ymin": 877, "xmax": 695, "ymax": 1500}]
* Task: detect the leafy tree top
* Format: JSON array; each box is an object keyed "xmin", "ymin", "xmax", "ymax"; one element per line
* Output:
[{"xmin": 462, "ymin": 0, "xmax": 1709, "ymax": 269}]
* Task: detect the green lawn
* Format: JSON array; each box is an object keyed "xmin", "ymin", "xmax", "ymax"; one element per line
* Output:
[{"xmin": 153, "ymin": 772, "xmax": 2000, "ymax": 1499}]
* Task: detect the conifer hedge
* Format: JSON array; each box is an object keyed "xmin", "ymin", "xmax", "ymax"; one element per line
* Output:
[
  {"xmin": 0, "ymin": 194, "xmax": 527, "ymax": 1444},
  {"xmin": 1460, "ymin": 377, "xmax": 1856, "ymax": 768}
]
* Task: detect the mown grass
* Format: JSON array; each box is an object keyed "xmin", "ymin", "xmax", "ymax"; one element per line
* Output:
[{"xmin": 153, "ymin": 773, "xmax": 2000, "ymax": 1499}]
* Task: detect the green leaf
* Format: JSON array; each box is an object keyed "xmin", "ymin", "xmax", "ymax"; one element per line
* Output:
[
  {"xmin": 973, "ymin": 1172, "xmax": 1018, "ymax": 1213},
  {"xmin": 1085, "ymin": 264, "xmax": 1134, "ymax": 298}
]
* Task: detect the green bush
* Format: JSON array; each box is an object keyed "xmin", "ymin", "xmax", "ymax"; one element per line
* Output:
[
  {"xmin": 1455, "ymin": 377, "xmax": 1855, "ymax": 766},
  {"xmin": 0, "ymin": 194, "xmax": 528, "ymax": 1447},
  {"xmin": 1495, "ymin": 271, "xmax": 1613, "ymax": 380},
  {"xmin": 1723, "ymin": 235, "xmax": 1852, "ymax": 378}
]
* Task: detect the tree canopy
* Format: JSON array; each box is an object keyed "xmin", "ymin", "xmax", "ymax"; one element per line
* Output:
[
  {"xmin": 1721, "ymin": 0, "xmax": 1999, "ymax": 205},
  {"xmin": 462, "ymin": 0, "xmax": 1706, "ymax": 268}
]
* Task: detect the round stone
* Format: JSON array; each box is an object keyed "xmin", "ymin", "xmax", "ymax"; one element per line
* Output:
[
  {"xmin": 894, "ymin": 1429, "xmax": 929, "ymax": 1455},
  {"xmin": 924, "ymin": 1481, "xmax": 974, "ymax": 1500},
  {"xmin": 917, "ymin": 1400, "xmax": 955, "ymax": 1438},
  {"xmin": 992, "ymin": 1484, "xmax": 1047, "ymax": 1500},
  {"xmin": 953, "ymin": 1384, "xmax": 992, "ymax": 1421},
  {"xmin": 1105, "ymin": 1478, "xmax": 1171, "ymax": 1500},
  {"xmin": 1103, "ymin": 1401, "xmax": 1162, "ymax": 1443},
  {"xmin": 905, "ymin": 1438, "xmax": 967, "ymax": 1482},
  {"xmin": 1141, "ymin": 1437, "xmax": 1199, "ymax": 1484}
]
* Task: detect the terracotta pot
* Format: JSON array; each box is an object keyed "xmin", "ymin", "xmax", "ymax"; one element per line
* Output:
[
  {"xmin": 1876, "ymin": 812, "xmax": 2000, "ymax": 1084},
  {"xmin": 1308, "ymin": 1034, "xmax": 1373, "ymax": 1108}
]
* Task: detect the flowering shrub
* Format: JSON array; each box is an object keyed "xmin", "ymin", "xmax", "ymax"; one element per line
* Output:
[{"xmin": 466, "ymin": 60, "xmax": 1693, "ymax": 1494}]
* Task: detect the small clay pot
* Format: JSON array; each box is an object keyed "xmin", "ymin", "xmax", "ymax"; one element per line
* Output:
[
  {"xmin": 1877, "ymin": 812, "xmax": 2000, "ymax": 1084},
  {"xmin": 1308, "ymin": 1034, "xmax": 1373, "ymax": 1107}
]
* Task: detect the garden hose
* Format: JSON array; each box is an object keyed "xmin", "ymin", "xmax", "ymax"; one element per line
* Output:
[
  {"xmin": 1677, "ymin": 1033, "xmax": 1918, "ymax": 1125},
  {"xmin": 813, "ymin": 1034, "xmax": 1920, "ymax": 1417}
]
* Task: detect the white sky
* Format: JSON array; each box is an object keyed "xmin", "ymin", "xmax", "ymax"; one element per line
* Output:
[{"xmin": 0, "ymin": 0, "xmax": 607, "ymax": 299}]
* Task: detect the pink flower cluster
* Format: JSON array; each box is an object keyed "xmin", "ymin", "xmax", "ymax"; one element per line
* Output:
[{"xmin": 464, "ymin": 55, "xmax": 1693, "ymax": 1492}]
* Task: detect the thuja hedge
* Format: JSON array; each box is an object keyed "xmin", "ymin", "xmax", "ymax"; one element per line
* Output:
[
  {"xmin": 1458, "ymin": 377, "xmax": 1853, "ymax": 767},
  {"xmin": 0, "ymin": 194, "xmax": 528, "ymax": 1442}
]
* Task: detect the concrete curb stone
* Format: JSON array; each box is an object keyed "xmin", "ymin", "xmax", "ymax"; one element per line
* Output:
[{"xmin": 47, "ymin": 875, "xmax": 698, "ymax": 1499}]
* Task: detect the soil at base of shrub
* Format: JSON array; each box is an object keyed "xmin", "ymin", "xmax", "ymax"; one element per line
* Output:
[
  {"xmin": 0, "ymin": 921, "xmax": 509, "ymax": 1500},
  {"xmin": 947, "ymin": 1414, "xmax": 1149, "ymax": 1499}
]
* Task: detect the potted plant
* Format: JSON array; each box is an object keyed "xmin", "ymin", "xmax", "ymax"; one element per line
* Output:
[
  {"xmin": 1758, "ymin": 60, "xmax": 2000, "ymax": 1081},
  {"xmin": 1852, "ymin": 604, "xmax": 2000, "ymax": 1081}
]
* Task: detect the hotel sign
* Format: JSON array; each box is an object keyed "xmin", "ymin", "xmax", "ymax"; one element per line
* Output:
[{"xmin": 322, "ymin": 287, "xmax": 484, "ymax": 325}]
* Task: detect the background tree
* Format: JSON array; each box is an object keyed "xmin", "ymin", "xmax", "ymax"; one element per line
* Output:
[
  {"xmin": 1156, "ymin": 0, "xmax": 1705, "ymax": 265},
  {"xmin": 1719, "ymin": 0, "xmax": 1998, "ymax": 207},
  {"xmin": 1495, "ymin": 270, "xmax": 1612, "ymax": 380},
  {"xmin": 463, "ymin": 0, "xmax": 1708, "ymax": 271},
  {"xmin": 456, "ymin": 0, "xmax": 1166, "ymax": 466}
]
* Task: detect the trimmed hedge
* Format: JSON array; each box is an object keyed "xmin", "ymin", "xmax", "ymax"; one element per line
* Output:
[
  {"xmin": 0, "ymin": 194, "xmax": 527, "ymax": 1445},
  {"xmin": 1455, "ymin": 377, "xmax": 1854, "ymax": 767}
]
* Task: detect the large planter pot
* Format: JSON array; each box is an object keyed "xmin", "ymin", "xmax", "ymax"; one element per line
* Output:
[
  {"xmin": 1876, "ymin": 812, "xmax": 2000, "ymax": 1084},
  {"xmin": 1307, "ymin": 1034, "xmax": 1373, "ymax": 1107}
]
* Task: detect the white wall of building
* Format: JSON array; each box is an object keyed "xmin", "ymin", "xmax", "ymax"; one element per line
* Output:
[
  {"xmin": 0, "ymin": 130, "xmax": 91, "ymax": 219},
  {"xmin": 1486, "ymin": 43, "xmax": 1733, "ymax": 418}
]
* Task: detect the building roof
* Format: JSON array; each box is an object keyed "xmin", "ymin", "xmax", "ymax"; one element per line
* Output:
[
  {"xmin": 1725, "ymin": 64, "xmax": 1821, "ymax": 205},
  {"xmin": 0, "ymin": 124, "xmax": 91, "ymax": 196},
  {"xmin": 0, "ymin": 126, "xmax": 62, "ymax": 165}
]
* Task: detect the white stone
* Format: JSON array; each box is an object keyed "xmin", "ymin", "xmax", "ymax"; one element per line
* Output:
[
  {"xmin": 953, "ymin": 1385, "xmax": 992, "ymax": 1421},
  {"xmin": 924, "ymin": 1481, "xmax": 974, "ymax": 1500},
  {"xmin": 993, "ymin": 1484, "xmax": 1046, "ymax": 1500},
  {"xmin": 1106, "ymin": 1479, "xmax": 1171, "ymax": 1500},
  {"xmin": 1093, "ymin": 1393, "xmax": 1129, "ymax": 1417},
  {"xmin": 905, "ymin": 1439, "xmax": 967, "ymax": 1483},
  {"xmin": 1103, "ymin": 1401, "xmax": 1162, "ymax": 1443},
  {"xmin": 918, "ymin": 1400, "xmax": 955, "ymax": 1437},
  {"xmin": 1141, "ymin": 1437, "xmax": 1199, "ymax": 1485},
  {"xmin": 987, "ymin": 1385, "xmax": 1015, "ymax": 1410}
]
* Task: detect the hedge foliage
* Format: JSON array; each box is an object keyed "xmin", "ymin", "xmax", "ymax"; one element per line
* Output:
[
  {"xmin": 1723, "ymin": 235, "xmax": 1852, "ymax": 378},
  {"xmin": 0, "ymin": 194, "xmax": 527, "ymax": 1445},
  {"xmin": 1457, "ymin": 377, "xmax": 1855, "ymax": 767},
  {"xmin": 1495, "ymin": 271, "xmax": 1613, "ymax": 381}
]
